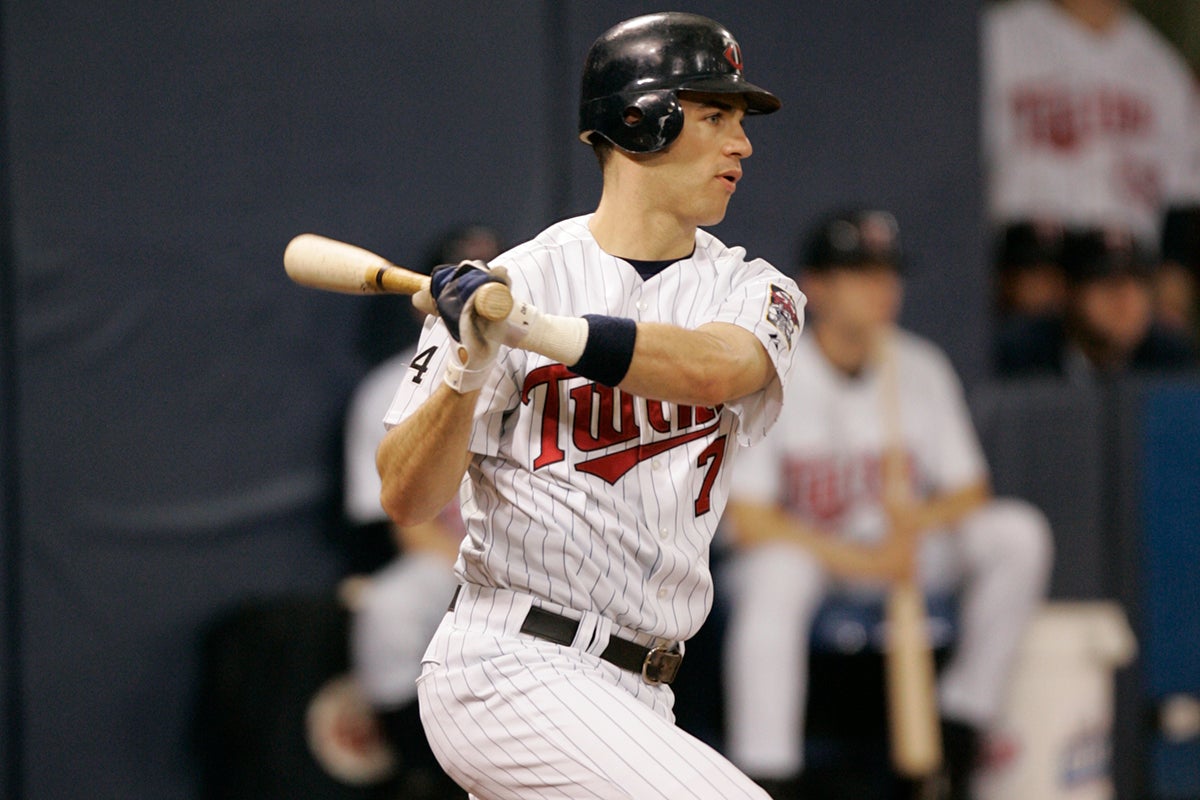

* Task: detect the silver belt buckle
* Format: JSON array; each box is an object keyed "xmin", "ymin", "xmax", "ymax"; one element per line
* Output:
[{"xmin": 641, "ymin": 644, "xmax": 682, "ymax": 686}]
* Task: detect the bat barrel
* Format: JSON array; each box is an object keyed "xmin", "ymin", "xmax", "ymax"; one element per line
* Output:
[{"xmin": 283, "ymin": 233, "xmax": 514, "ymax": 320}]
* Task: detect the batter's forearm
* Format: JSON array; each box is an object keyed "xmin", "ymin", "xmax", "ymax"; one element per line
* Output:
[
  {"xmin": 377, "ymin": 383, "xmax": 475, "ymax": 527},
  {"xmin": 619, "ymin": 322, "xmax": 772, "ymax": 406},
  {"xmin": 503, "ymin": 302, "xmax": 772, "ymax": 406}
]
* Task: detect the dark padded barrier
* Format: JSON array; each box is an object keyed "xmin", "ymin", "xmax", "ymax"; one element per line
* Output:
[
  {"xmin": 971, "ymin": 375, "xmax": 1200, "ymax": 800},
  {"xmin": 197, "ymin": 594, "xmax": 370, "ymax": 800},
  {"xmin": 969, "ymin": 379, "xmax": 1108, "ymax": 599},
  {"xmin": 1133, "ymin": 380, "xmax": 1200, "ymax": 799}
]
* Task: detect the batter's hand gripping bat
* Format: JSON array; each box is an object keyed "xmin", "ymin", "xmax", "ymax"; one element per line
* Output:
[
  {"xmin": 878, "ymin": 332, "xmax": 944, "ymax": 780},
  {"xmin": 283, "ymin": 233, "xmax": 513, "ymax": 321}
]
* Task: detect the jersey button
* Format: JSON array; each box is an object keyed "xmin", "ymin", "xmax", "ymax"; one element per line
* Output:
[
  {"xmin": 659, "ymin": 528, "xmax": 669, "ymax": 540},
  {"xmin": 651, "ymin": 459, "xmax": 661, "ymax": 470},
  {"xmin": 657, "ymin": 588, "xmax": 668, "ymax": 599},
  {"xmin": 636, "ymin": 301, "xmax": 647, "ymax": 312}
]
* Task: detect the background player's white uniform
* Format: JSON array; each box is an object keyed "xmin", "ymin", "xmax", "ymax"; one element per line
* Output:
[
  {"xmin": 384, "ymin": 214, "xmax": 804, "ymax": 799},
  {"xmin": 343, "ymin": 349, "xmax": 463, "ymax": 709},
  {"xmin": 723, "ymin": 329, "xmax": 1053, "ymax": 779},
  {"xmin": 982, "ymin": 0, "xmax": 1200, "ymax": 241}
]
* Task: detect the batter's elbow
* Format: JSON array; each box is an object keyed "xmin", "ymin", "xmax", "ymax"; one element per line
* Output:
[
  {"xmin": 690, "ymin": 376, "xmax": 733, "ymax": 407},
  {"xmin": 379, "ymin": 462, "xmax": 458, "ymax": 527},
  {"xmin": 379, "ymin": 482, "xmax": 427, "ymax": 528},
  {"xmin": 687, "ymin": 362, "xmax": 751, "ymax": 406}
]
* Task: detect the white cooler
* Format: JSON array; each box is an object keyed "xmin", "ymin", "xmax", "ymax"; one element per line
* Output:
[{"xmin": 974, "ymin": 601, "xmax": 1137, "ymax": 800}]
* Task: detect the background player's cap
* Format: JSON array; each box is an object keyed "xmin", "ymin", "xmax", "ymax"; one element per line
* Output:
[
  {"xmin": 1060, "ymin": 226, "xmax": 1158, "ymax": 284},
  {"xmin": 1161, "ymin": 204, "xmax": 1200, "ymax": 273},
  {"xmin": 995, "ymin": 218, "xmax": 1066, "ymax": 273},
  {"xmin": 800, "ymin": 209, "xmax": 904, "ymax": 275},
  {"xmin": 579, "ymin": 12, "xmax": 780, "ymax": 154}
]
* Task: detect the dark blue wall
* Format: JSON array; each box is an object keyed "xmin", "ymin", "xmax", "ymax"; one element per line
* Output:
[{"xmin": 0, "ymin": 2, "xmax": 989, "ymax": 799}]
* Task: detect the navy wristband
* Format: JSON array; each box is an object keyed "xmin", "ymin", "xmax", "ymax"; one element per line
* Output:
[{"xmin": 573, "ymin": 314, "xmax": 637, "ymax": 386}]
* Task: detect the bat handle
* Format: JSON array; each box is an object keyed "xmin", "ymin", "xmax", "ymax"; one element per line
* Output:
[{"xmin": 473, "ymin": 282, "xmax": 514, "ymax": 322}]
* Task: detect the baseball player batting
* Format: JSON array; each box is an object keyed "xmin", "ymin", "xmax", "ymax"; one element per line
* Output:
[{"xmin": 375, "ymin": 12, "xmax": 804, "ymax": 800}]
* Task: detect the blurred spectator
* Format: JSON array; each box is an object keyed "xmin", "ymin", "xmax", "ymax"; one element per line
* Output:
[
  {"xmin": 342, "ymin": 342, "xmax": 470, "ymax": 800},
  {"xmin": 356, "ymin": 224, "xmax": 504, "ymax": 366},
  {"xmin": 722, "ymin": 209, "xmax": 1053, "ymax": 800},
  {"xmin": 338, "ymin": 224, "xmax": 502, "ymax": 799},
  {"xmin": 1157, "ymin": 204, "xmax": 1200, "ymax": 342},
  {"xmin": 981, "ymin": 0, "xmax": 1200, "ymax": 244},
  {"xmin": 994, "ymin": 218, "xmax": 1068, "ymax": 319},
  {"xmin": 995, "ymin": 225, "xmax": 1198, "ymax": 379}
]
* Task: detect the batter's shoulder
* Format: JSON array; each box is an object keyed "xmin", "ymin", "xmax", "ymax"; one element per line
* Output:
[
  {"xmin": 497, "ymin": 215, "xmax": 591, "ymax": 261},
  {"xmin": 490, "ymin": 216, "xmax": 592, "ymax": 284},
  {"xmin": 695, "ymin": 230, "xmax": 789, "ymax": 284}
]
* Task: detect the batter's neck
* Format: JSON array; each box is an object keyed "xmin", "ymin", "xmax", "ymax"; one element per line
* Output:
[{"xmin": 589, "ymin": 196, "xmax": 697, "ymax": 261}]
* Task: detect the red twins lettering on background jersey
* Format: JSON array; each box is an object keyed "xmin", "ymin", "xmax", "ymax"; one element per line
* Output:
[
  {"xmin": 731, "ymin": 330, "xmax": 987, "ymax": 545},
  {"xmin": 385, "ymin": 215, "xmax": 804, "ymax": 641},
  {"xmin": 982, "ymin": 0, "xmax": 1200, "ymax": 239}
]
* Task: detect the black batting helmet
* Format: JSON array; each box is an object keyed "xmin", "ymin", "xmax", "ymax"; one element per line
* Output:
[{"xmin": 578, "ymin": 12, "xmax": 781, "ymax": 154}]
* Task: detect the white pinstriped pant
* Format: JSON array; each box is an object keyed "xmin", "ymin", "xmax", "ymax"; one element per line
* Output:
[{"xmin": 417, "ymin": 583, "xmax": 771, "ymax": 800}]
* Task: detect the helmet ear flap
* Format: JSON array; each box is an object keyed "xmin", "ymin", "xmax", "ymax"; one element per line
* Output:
[{"xmin": 588, "ymin": 91, "xmax": 683, "ymax": 153}]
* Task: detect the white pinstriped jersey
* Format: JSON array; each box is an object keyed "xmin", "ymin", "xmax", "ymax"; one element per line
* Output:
[
  {"xmin": 731, "ymin": 329, "xmax": 987, "ymax": 546},
  {"xmin": 385, "ymin": 214, "xmax": 804, "ymax": 642},
  {"xmin": 982, "ymin": 0, "xmax": 1200, "ymax": 240}
]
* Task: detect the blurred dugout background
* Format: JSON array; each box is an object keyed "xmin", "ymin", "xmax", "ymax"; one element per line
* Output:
[{"xmin": 1, "ymin": 2, "xmax": 1198, "ymax": 800}]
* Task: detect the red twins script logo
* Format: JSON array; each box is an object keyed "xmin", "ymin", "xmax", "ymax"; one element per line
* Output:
[{"xmin": 522, "ymin": 364, "xmax": 728, "ymax": 515}]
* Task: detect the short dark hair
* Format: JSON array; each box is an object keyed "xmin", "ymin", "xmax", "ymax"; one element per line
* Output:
[
  {"xmin": 1060, "ymin": 227, "xmax": 1156, "ymax": 285},
  {"xmin": 995, "ymin": 219, "xmax": 1065, "ymax": 273},
  {"xmin": 591, "ymin": 138, "xmax": 614, "ymax": 169},
  {"xmin": 1162, "ymin": 205, "xmax": 1200, "ymax": 272}
]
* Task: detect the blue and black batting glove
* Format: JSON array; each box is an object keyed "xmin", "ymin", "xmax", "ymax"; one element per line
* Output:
[{"xmin": 430, "ymin": 260, "xmax": 504, "ymax": 342}]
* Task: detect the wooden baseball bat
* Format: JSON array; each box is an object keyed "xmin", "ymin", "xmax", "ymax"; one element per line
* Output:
[
  {"xmin": 878, "ymin": 332, "xmax": 943, "ymax": 779},
  {"xmin": 283, "ymin": 233, "xmax": 513, "ymax": 321},
  {"xmin": 885, "ymin": 579, "xmax": 943, "ymax": 777}
]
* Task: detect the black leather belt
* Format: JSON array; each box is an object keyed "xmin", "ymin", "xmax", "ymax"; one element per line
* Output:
[{"xmin": 448, "ymin": 586, "xmax": 682, "ymax": 685}]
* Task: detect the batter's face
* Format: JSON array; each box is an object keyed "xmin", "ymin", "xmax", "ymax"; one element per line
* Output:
[{"xmin": 641, "ymin": 92, "xmax": 753, "ymax": 227}]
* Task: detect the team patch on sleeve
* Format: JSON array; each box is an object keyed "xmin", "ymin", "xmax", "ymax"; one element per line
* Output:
[{"xmin": 764, "ymin": 283, "xmax": 800, "ymax": 352}]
